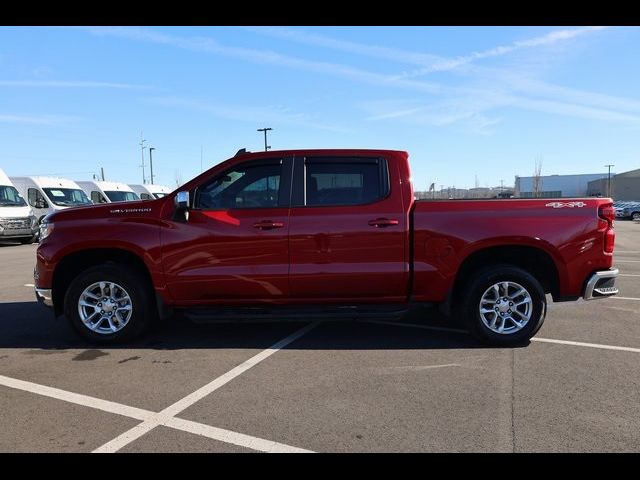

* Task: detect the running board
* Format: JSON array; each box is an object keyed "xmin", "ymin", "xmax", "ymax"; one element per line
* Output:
[{"xmin": 180, "ymin": 304, "xmax": 419, "ymax": 324}]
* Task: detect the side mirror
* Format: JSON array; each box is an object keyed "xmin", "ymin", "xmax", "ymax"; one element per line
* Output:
[
  {"xmin": 175, "ymin": 191, "xmax": 189, "ymax": 210},
  {"xmin": 173, "ymin": 191, "xmax": 190, "ymax": 222}
]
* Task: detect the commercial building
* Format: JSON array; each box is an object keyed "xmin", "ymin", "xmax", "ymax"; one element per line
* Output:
[
  {"xmin": 515, "ymin": 173, "xmax": 608, "ymax": 198},
  {"xmin": 587, "ymin": 168, "xmax": 640, "ymax": 201}
]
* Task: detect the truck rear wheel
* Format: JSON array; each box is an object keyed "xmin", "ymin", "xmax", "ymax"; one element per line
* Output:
[
  {"xmin": 457, "ymin": 265, "xmax": 546, "ymax": 346},
  {"xmin": 64, "ymin": 264, "xmax": 153, "ymax": 344}
]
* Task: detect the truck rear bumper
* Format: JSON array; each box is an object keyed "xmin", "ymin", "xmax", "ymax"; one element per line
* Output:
[{"xmin": 583, "ymin": 268, "xmax": 619, "ymax": 300}]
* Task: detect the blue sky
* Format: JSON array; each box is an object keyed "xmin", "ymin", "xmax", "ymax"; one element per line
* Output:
[{"xmin": 0, "ymin": 26, "xmax": 638, "ymax": 191}]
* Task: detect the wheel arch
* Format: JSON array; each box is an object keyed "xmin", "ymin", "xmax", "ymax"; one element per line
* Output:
[
  {"xmin": 52, "ymin": 248, "xmax": 155, "ymax": 317},
  {"xmin": 451, "ymin": 245, "xmax": 560, "ymax": 306}
]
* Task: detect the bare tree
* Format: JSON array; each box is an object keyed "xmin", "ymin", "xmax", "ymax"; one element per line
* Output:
[{"xmin": 532, "ymin": 156, "xmax": 543, "ymax": 198}]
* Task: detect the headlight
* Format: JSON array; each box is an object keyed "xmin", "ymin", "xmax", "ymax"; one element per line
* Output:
[
  {"xmin": 30, "ymin": 215, "xmax": 38, "ymax": 228},
  {"xmin": 39, "ymin": 220, "xmax": 54, "ymax": 241}
]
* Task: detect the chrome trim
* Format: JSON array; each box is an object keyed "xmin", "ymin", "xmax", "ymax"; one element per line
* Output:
[
  {"xmin": 583, "ymin": 268, "xmax": 619, "ymax": 300},
  {"xmin": 35, "ymin": 288, "xmax": 53, "ymax": 307}
]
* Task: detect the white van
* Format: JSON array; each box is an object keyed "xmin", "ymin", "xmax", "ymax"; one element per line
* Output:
[
  {"xmin": 0, "ymin": 169, "xmax": 39, "ymax": 243},
  {"xmin": 10, "ymin": 176, "xmax": 93, "ymax": 222},
  {"xmin": 75, "ymin": 180, "xmax": 140, "ymax": 204},
  {"xmin": 129, "ymin": 184, "xmax": 172, "ymax": 200}
]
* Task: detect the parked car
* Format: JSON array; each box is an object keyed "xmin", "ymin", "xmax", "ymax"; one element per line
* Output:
[
  {"xmin": 615, "ymin": 202, "xmax": 640, "ymax": 220},
  {"xmin": 75, "ymin": 181, "xmax": 140, "ymax": 204},
  {"xmin": 129, "ymin": 184, "xmax": 172, "ymax": 200},
  {"xmin": 10, "ymin": 176, "xmax": 92, "ymax": 223},
  {"xmin": 0, "ymin": 169, "xmax": 39, "ymax": 243},
  {"xmin": 35, "ymin": 149, "xmax": 618, "ymax": 346}
]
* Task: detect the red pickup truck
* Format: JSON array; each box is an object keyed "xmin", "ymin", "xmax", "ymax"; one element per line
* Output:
[{"xmin": 34, "ymin": 149, "xmax": 618, "ymax": 346}]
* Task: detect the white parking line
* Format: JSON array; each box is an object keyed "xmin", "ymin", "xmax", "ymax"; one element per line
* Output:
[
  {"xmin": 93, "ymin": 321, "xmax": 320, "ymax": 453},
  {"xmin": 613, "ymin": 296, "xmax": 640, "ymax": 301},
  {"xmin": 615, "ymin": 260, "xmax": 640, "ymax": 263},
  {"xmin": 0, "ymin": 374, "xmax": 151, "ymax": 421},
  {"xmin": 619, "ymin": 274, "xmax": 640, "ymax": 277},
  {"xmin": 532, "ymin": 338, "xmax": 640, "ymax": 353},
  {"xmin": 362, "ymin": 320, "xmax": 640, "ymax": 354},
  {"xmin": 23, "ymin": 284, "xmax": 34, "ymax": 287},
  {"xmin": 0, "ymin": 373, "xmax": 312, "ymax": 452},
  {"xmin": 166, "ymin": 417, "xmax": 311, "ymax": 453}
]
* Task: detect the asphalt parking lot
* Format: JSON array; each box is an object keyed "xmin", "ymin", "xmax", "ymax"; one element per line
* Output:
[{"xmin": 1, "ymin": 221, "xmax": 639, "ymax": 452}]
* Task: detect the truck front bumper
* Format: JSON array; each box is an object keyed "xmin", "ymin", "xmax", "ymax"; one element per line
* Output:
[
  {"xmin": 35, "ymin": 288, "xmax": 53, "ymax": 307},
  {"xmin": 583, "ymin": 268, "xmax": 619, "ymax": 300}
]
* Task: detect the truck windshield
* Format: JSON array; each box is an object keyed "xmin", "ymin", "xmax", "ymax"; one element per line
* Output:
[
  {"xmin": 105, "ymin": 191, "xmax": 139, "ymax": 202},
  {"xmin": 0, "ymin": 186, "xmax": 27, "ymax": 207},
  {"xmin": 42, "ymin": 188, "xmax": 92, "ymax": 207}
]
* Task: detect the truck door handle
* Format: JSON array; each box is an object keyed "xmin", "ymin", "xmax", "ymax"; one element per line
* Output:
[
  {"xmin": 252, "ymin": 220, "xmax": 284, "ymax": 230},
  {"xmin": 368, "ymin": 218, "xmax": 399, "ymax": 228}
]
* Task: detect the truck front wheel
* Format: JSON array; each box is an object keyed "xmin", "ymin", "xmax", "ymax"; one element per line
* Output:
[
  {"xmin": 458, "ymin": 265, "xmax": 547, "ymax": 346},
  {"xmin": 64, "ymin": 264, "xmax": 153, "ymax": 344}
]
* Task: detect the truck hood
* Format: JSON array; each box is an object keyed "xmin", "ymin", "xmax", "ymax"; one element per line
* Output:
[
  {"xmin": 46, "ymin": 198, "xmax": 165, "ymax": 223},
  {"xmin": 0, "ymin": 205, "xmax": 33, "ymax": 218}
]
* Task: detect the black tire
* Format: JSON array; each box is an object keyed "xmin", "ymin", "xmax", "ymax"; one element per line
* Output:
[
  {"xmin": 19, "ymin": 235, "xmax": 37, "ymax": 244},
  {"xmin": 456, "ymin": 265, "xmax": 547, "ymax": 347},
  {"xmin": 64, "ymin": 264, "xmax": 155, "ymax": 344},
  {"xmin": 632, "ymin": 212, "xmax": 640, "ymax": 221}
]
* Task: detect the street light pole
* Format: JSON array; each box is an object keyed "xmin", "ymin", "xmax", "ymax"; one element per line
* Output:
[
  {"xmin": 605, "ymin": 164, "xmax": 615, "ymax": 198},
  {"xmin": 149, "ymin": 147, "xmax": 155, "ymax": 185},
  {"xmin": 140, "ymin": 131, "xmax": 147, "ymax": 184},
  {"xmin": 257, "ymin": 127, "xmax": 272, "ymax": 152}
]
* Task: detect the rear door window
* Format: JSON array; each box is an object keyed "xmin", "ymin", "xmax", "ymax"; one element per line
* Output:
[{"xmin": 303, "ymin": 157, "xmax": 389, "ymax": 207}]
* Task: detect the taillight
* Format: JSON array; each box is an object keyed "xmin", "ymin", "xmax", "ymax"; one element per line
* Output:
[
  {"xmin": 598, "ymin": 204, "xmax": 615, "ymax": 254},
  {"xmin": 599, "ymin": 205, "xmax": 615, "ymax": 223}
]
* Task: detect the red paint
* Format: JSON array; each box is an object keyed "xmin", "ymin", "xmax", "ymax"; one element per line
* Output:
[{"xmin": 35, "ymin": 149, "xmax": 615, "ymax": 312}]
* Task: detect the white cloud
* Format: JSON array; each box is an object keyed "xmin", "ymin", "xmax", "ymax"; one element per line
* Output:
[
  {"xmin": 145, "ymin": 96, "xmax": 349, "ymax": 132},
  {"xmin": 76, "ymin": 26, "xmax": 445, "ymax": 95},
  {"xmin": 74, "ymin": 26, "xmax": 640, "ymax": 127},
  {"xmin": 398, "ymin": 26, "xmax": 610, "ymax": 77}
]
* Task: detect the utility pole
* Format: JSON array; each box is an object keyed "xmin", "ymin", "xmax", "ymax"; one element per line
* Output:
[
  {"xmin": 139, "ymin": 131, "xmax": 147, "ymax": 184},
  {"xmin": 605, "ymin": 164, "xmax": 615, "ymax": 198},
  {"xmin": 257, "ymin": 127, "xmax": 272, "ymax": 152},
  {"xmin": 149, "ymin": 147, "xmax": 155, "ymax": 185},
  {"xmin": 101, "ymin": 167, "xmax": 105, "ymax": 181}
]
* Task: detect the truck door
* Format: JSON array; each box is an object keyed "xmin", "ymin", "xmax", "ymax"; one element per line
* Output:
[
  {"xmin": 161, "ymin": 157, "xmax": 292, "ymax": 303},
  {"xmin": 288, "ymin": 155, "xmax": 408, "ymax": 302}
]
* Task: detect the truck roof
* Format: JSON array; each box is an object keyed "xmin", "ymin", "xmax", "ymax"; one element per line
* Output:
[
  {"xmin": 129, "ymin": 184, "xmax": 172, "ymax": 195},
  {"xmin": 232, "ymin": 148, "xmax": 408, "ymax": 160},
  {"xmin": 10, "ymin": 176, "xmax": 83, "ymax": 190},
  {"xmin": 75, "ymin": 180, "xmax": 135, "ymax": 192}
]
